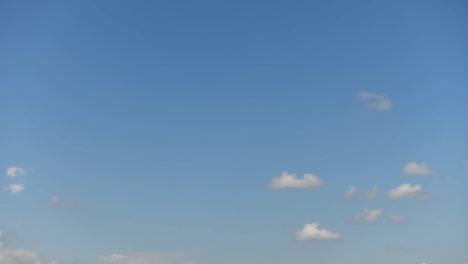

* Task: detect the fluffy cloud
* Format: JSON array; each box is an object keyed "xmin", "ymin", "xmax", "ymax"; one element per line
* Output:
[
  {"xmin": 270, "ymin": 171, "xmax": 323, "ymax": 189},
  {"xmin": 5, "ymin": 166, "xmax": 28, "ymax": 194},
  {"xmin": 353, "ymin": 209, "xmax": 383, "ymax": 224},
  {"xmin": 402, "ymin": 162, "xmax": 433, "ymax": 176},
  {"xmin": 343, "ymin": 185, "xmax": 357, "ymax": 199},
  {"xmin": 387, "ymin": 183, "xmax": 422, "ymax": 199},
  {"xmin": 6, "ymin": 167, "xmax": 27, "ymax": 178},
  {"xmin": 7, "ymin": 184, "xmax": 25, "ymax": 194},
  {"xmin": 389, "ymin": 215, "xmax": 406, "ymax": 223},
  {"xmin": 100, "ymin": 251, "xmax": 194, "ymax": 264},
  {"xmin": 50, "ymin": 195, "xmax": 76, "ymax": 208},
  {"xmin": 366, "ymin": 186, "xmax": 378, "ymax": 199},
  {"xmin": 358, "ymin": 91, "xmax": 392, "ymax": 111},
  {"xmin": 295, "ymin": 223, "xmax": 340, "ymax": 241}
]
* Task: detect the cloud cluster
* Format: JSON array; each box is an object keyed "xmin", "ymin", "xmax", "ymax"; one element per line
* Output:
[
  {"xmin": 270, "ymin": 171, "xmax": 323, "ymax": 189},
  {"xmin": 4, "ymin": 166, "xmax": 28, "ymax": 194},
  {"xmin": 0, "ymin": 240, "xmax": 42, "ymax": 264},
  {"xmin": 100, "ymin": 251, "xmax": 194, "ymax": 264},
  {"xmin": 353, "ymin": 209, "xmax": 383, "ymax": 224},
  {"xmin": 402, "ymin": 162, "xmax": 433, "ymax": 176},
  {"xmin": 295, "ymin": 223, "xmax": 340, "ymax": 242},
  {"xmin": 358, "ymin": 91, "xmax": 392, "ymax": 111}
]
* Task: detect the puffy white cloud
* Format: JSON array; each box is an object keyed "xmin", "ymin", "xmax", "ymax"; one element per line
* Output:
[
  {"xmin": 402, "ymin": 162, "xmax": 433, "ymax": 176},
  {"xmin": 389, "ymin": 215, "xmax": 406, "ymax": 223},
  {"xmin": 353, "ymin": 209, "xmax": 383, "ymax": 224},
  {"xmin": 387, "ymin": 183, "xmax": 422, "ymax": 199},
  {"xmin": 343, "ymin": 185, "xmax": 357, "ymax": 199},
  {"xmin": 366, "ymin": 186, "xmax": 378, "ymax": 199},
  {"xmin": 358, "ymin": 91, "xmax": 392, "ymax": 111},
  {"xmin": 50, "ymin": 195, "xmax": 76, "ymax": 208},
  {"xmin": 7, "ymin": 184, "xmax": 25, "ymax": 194},
  {"xmin": 270, "ymin": 171, "xmax": 323, "ymax": 189},
  {"xmin": 100, "ymin": 251, "xmax": 194, "ymax": 264},
  {"xmin": 295, "ymin": 223, "xmax": 340, "ymax": 241},
  {"xmin": 6, "ymin": 167, "xmax": 27, "ymax": 178}
]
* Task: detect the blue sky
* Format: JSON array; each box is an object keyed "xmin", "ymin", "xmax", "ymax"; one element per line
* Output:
[{"xmin": 1, "ymin": 0, "xmax": 467, "ymax": 263}]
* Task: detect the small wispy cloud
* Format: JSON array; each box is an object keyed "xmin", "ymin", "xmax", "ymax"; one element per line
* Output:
[
  {"xmin": 270, "ymin": 171, "xmax": 323, "ymax": 189},
  {"xmin": 387, "ymin": 183, "xmax": 422, "ymax": 199},
  {"xmin": 353, "ymin": 208, "xmax": 383, "ymax": 224},
  {"xmin": 402, "ymin": 162, "xmax": 433, "ymax": 176},
  {"xmin": 6, "ymin": 184, "xmax": 24, "ymax": 194},
  {"xmin": 358, "ymin": 91, "xmax": 392, "ymax": 111},
  {"xmin": 295, "ymin": 223, "xmax": 340, "ymax": 242},
  {"xmin": 50, "ymin": 195, "xmax": 76, "ymax": 208},
  {"xmin": 366, "ymin": 186, "xmax": 378, "ymax": 199},
  {"xmin": 418, "ymin": 193, "xmax": 430, "ymax": 201},
  {"xmin": 5, "ymin": 167, "xmax": 27, "ymax": 178},
  {"xmin": 385, "ymin": 245, "xmax": 402, "ymax": 252},
  {"xmin": 100, "ymin": 251, "xmax": 194, "ymax": 264},
  {"xmin": 389, "ymin": 215, "xmax": 406, "ymax": 224},
  {"xmin": 343, "ymin": 185, "xmax": 357, "ymax": 199}
]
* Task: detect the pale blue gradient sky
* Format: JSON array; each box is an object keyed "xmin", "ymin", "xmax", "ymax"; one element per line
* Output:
[{"xmin": 1, "ymin": 0, "xmax": 467, "ymax": 263}]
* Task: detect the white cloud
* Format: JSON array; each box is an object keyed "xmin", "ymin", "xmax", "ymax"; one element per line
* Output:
[
  {"xmin": 0, "ymin": 230, "xmax": 50, "ymax": 264},
  {"xmin": 6, "ymin": 166, "xmax": 27, "ymax": 178},
  {"xmin": 295, "ymin": 223, "xmax": 340, "ymax": 241},
  {"xmin": 50, "ymin": 195, "xmax": 76, "ymax": 208},
  {"xmin": 463, "ymin": 161, "xmax": 468, "ymax": 168},
  {"xmin": 270, "ymin": 171, "xmax": 323, "ymax": 189},
  {"xmin": 100, "ymin": 251, "xmax": 194, "ymax": 264},
  {"xmin": 353, "ymin": 209, "xmax": 383, "ymax": 224},
  {"xmin": 389, "ymin": 215, "xmax": 406, "ymax": 223},
  {"xmin": 387, "ymin": 183, "xmax": 422, "ymax": 199},
  {"xmin": 0, "ymin": 242, "xmax": 42, "ymax": 264},
  {"xmin": 7, "ymin": 184, "xmax": 25, "ymax": 194},
  {"xmin": 402, "ymin": 162, "xmax": 433, "ymax": 176},
  {"xmin": 366, "ymin": 186, "xmax": 378, "ymax": 199},
  {"xmin": 358, "ymin": 91, "xmax": 392, "ymax": 111},
  {"xmin": 343, "ymin": 185, "xmax": 357, "ymax": 199}
]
